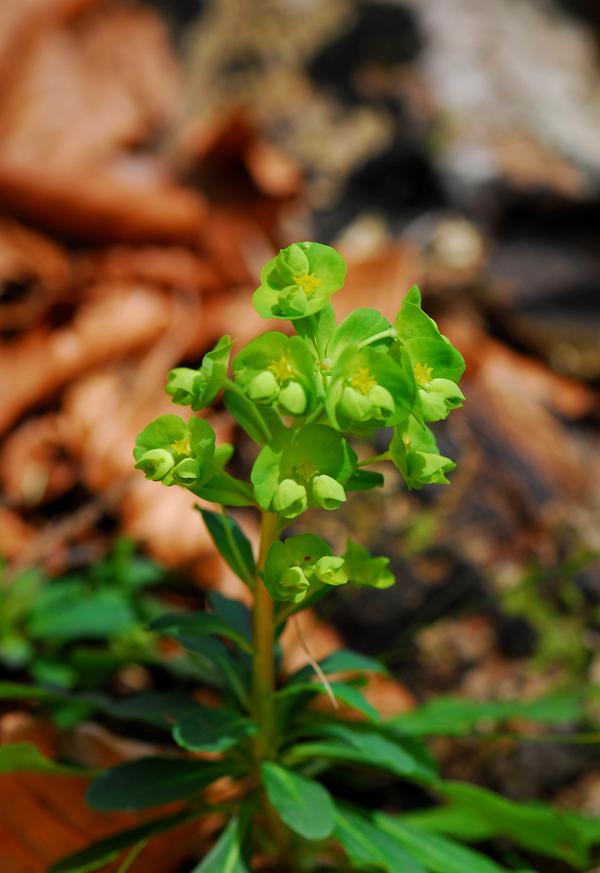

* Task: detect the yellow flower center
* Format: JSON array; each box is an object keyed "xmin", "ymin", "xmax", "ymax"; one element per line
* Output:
[
  {"xmin": 294, "ymin": 459, "xmax": 317, "ymax": 480},
  {"xmin": 268, "ymin": 355, "xmax": 295, "ymax": 382},
  {"xmin": 414, "ymin": 362, "xmax": 433, "ymax": 388},
  {"xmin": 293, "ymin": 273, "xmax": 321, "ymax": 296},
  {"xmin": 350, "ymin": 366, "xmax": 377, "ymax": 395},
  {"xmin": 171, "ymin": 435, "xmax": 191, "ymax": 455}
]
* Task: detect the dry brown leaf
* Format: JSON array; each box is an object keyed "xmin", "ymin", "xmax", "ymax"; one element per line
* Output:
[{"xmin": 1, "ymin": 415, "xmax": 75, "ymax": 506}]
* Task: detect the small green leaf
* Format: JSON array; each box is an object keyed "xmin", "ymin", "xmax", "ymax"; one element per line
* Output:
[
  {"xmin": 290, "ymin": 649, "xmax": 389, "ymax": 683},
  {"xmin": 345, "ymin": 468, "xmax": 384, "ymax": 491},
  {"xmin": 261, "ymin": 761, "xmax": 334, "ymax": 840},
  {"xmin": 223, "ymin": 390, "xmax": 272, "ymax": 445},
  {"xmin": 27, "ymin": 591, "xmax": 136, "ymax": 640},
  {"xmin": 191, "ymin": 815, "xmax": 251, "ymax": 873},
  {"xmin": 174, "ymin": 709, "xmax": 254, "ymax": 753},
  {"xmin": 0, "ymin": 743, "xmax": 94, "ymax": 777},
  {"xmin": 375, "ymin": 813, "xmax": 510, "ymax": 873},
  {"xmin": 48, "ymin": 809, "xmax": 199, "ymax": 873},
  {"xmin": 151, "ymin": 611, "xmax": 253, "ymax": 655},
  {"xmin": 87, "ymin": 757, "xmax": 229, "ymax": 811},
  {"xmin": 199, "ymin": 509, "xmax": 256, "ymax": 587},
  {"xmin": 277, "ymin": 681, "xmax": 380, "ymax": 723},
  {"xmin": 192, "ymin": 472, "xmax": 256, "ymax": 506},
  {"xmin": 334, "ymin": 805, "xmax": 425, "ymax": 873}
]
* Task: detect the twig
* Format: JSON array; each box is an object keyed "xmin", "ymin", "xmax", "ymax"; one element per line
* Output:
[{"xmin": 292, "ymin": 615, "xmax": 338, "ymax": 710}]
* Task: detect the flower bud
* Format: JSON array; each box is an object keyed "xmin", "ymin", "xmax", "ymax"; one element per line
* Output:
[
  {"xmin": 166, "ymin": 368, "xmax": 197, "ymax": 405},
  {"xmin": 171, "ymin": 457, "xmax": 201, "ymax": 483},
  {"xmin": 312, "ymin": 474, "xmax": 346, "ymax": 510},
  {"xmin": 278, "ymin": 381, "xmax": 307, "ymax": 415},
  {"xmin": 339, "ymin": 386, "xmax": 374, "ymax": 422},
  {"xmin": 419, "ymin": 378, "xmax": 465, "ymax": 421},
  {"xmin": 282, "ymin": 284, "xmax": 308, "ymax": 315},
  {"xmin": 280, "ymin": 566, "xmax": 311, "ymax": 601},
  {"xmin": 314, "ymin": 555, "xmax": 348, "ymax": 586},
  {"xmin": 277, "ymin": 244, "xmax": 309, "ymax": 282},
  {"xmin": 248, "ymin": 370, "xmax": 279, "ymax": 403},
  {"xmin": 368, "ymin": 384, "xmax": 395, "ymax": 417},
  {"xmin": 135, "ymin": 448, "xmax": 174, "ymax": 481},
  {"xmin": 273, "ymin": 478, "xmax": 308, "ymax": 518}
]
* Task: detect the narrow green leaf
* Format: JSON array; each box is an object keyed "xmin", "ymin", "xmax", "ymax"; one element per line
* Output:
[
  {"xmin": 289, "ymin": 649, "xmax": 389, "ymax": 684},
  {"xmin": 375, "ymin": 813, "xmax": 510, "ymax": 873},
  {"xmin": 0, "ymin": 743, "xmax": 94, "ymax": 777},
  {"xmin": 151, "ymin": 611, "xmax": 253, "ymax": 655},
  {"xmin": 87, "ymin": 757, "xmax": 229, "ymax": 811},
  {"xmin": 48, "ymin": 809, "xmax": 199, "ymax": 873},
  {"xmin": 173, "ymin": 709, "xmax": 254, "ymax": 753},
  {"xmin": 391, "ymin": 692, "xmax": 584, "ymax": 736},
  {"xmin": 334, "ymin": 805, "xmax": 425, "ymax": 873},
  {"xmin": 223, "ymin": 390, "xmax": 271, "ymax": 445},
  {"xmin": 261, "ymin": 762, "xmax": 334, "ymax": 840},
  {"xmin": 199, "ymin": 509, "xmax": 256, "ymax": 587},
  {"xmin": 345, "ymin": 468, "xmax": 385, "ymax": 491},
  {"xmin": 27, "ymin": 591, "xmax": 136, "ymax": 640},
  {"xmin": 277, "ymin": 681, "xmax": 380, "ymax": 723},
  {"xmin": 192, "ymin": 472, "xmax": 256, "ymax": 507},
  {"xmin": 287, "ymin": 723, "xmax": 436, "ymax": 783},
  {"xmin": 191, "ymin": 815, "xmax": 251, "ymax": 873}
]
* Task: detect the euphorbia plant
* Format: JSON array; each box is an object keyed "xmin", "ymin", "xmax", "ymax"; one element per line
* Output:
[{"xmin": 38, "ymin": 243, "xmax": 600, "ymax": 872}]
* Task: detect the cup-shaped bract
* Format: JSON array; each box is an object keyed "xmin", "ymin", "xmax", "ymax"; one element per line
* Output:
[
  {"xmin": 253, "ymin": 242, "xmax": 346, "ymax": 320},
  {"xmin": 264, "ymin": 534, "xmax": 333, "ymax": 602},
  {"xmin": 251, "ymin": 424, "xmax": 356, "ymax": 519},
  {"xmin": 326, "ymin": 345, "xmax": 413, "ymax": 435},
  {"xmin": 134, "ymin": 414, "xmax": 217, "ymax": 489},
  {"xmin": 390, "ymin": 417, "xmax": 456, "ymax": 490},
  {"xmin": 167, "ymin": 336, "xmax": 232, "ymax": 411},
  {"xmin": 395, "ymin": 287, "xmax": 465, "ymax": 422},
  {"xmin": 342, "ymin": 540, "xmax": 395, "ymax": 589},
  {"xmin": 234, "ymin": 332, "xmax": 318, "ymax": 418}
]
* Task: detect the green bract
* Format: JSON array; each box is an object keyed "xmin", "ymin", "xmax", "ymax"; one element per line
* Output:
[
  {"xmin": 343, "ymin": 539, "xmax": 395, "ymax": 589},
  {"xmin": 133, "ymin": 415, "xmax": 218, "ymax": 489},
  {"xmin": 390, "ymin": 417, "xmax": 456, "ymax": 490},
  {"xmin": 233, "ymin": 332, "xmax": 317, "ymax": 417},
  {"xmin": 264, "ymin": 534, "xmax": 334, "ymax": 602},
  {"xmin": 251, "ymin": 424, "xmax": 356, "ymax": 519},
  {"xmin": 395, "ymin": 286, "xmax": 465, "ymax": 422},
  {"xmin": 253, "ymin": 242, "xmax": 346, "ymax": 319},
  {"xmin": 167, "ymin": 336, "xmax": 232, "ymax": 411}
]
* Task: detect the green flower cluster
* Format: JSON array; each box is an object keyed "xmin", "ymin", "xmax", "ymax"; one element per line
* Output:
[{"xmin": 134, "ymin": 240, "xmax": 465, "ymax": 597}]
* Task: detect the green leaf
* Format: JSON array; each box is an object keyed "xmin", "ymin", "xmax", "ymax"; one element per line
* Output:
[
  {"xmin": 261, "ymin": 762, "xmax": 334, "ymax": 840},
  {"xmin": 0, "ymin": 743, "xmax": 94, "ymax": 777},
  {"xmin": 27, "ymin": 590, "xmax": 136, "ymax": 640},
  {"xmin": 328, "ymin": 308, "xmax": 392, "ymax": 358},
  {"xmin": 199, "ymin": 509, "xmax": 256, "ymax": 587},
  {"xmin": 334, "ymin": 805, "xmax": 425, "ymax": 873},
  {"xmin": 48, "ymin": 809, "xmax": 199, "ymax": 873},
  {"xmin": 375, "ymin": 813, "xmax": 510, "ymax": 873},
  {"xmin": 191, "ymin": 815, "xmax": 251, "ymax": 873},
  {"xmin": 87, "ymin": 757, "xmax": 229, "ymax": 811},
  {"xmin": 288, "ymin": 723, "xmax": 437, "ymax": 783},
  {"xmin": 291, "ymin": 650, "xmax": 389, "ymax": 683},
  {"xmin": 391, "ymin": 692, "xmax": 585, "ymax": 736},
  {"xmin": 192, "ymin": 472, "xmax": 256, "ymax": 506},
  {"xmin": 345, "ymin": 468, "xmax": 385, "ymax": 491},
  {"xmin": 174, "ymin": 708, "xmax": 254, "ymax": 753},
  {"xmin": 223, "ymin": 390, "xmax": 272, "ymax": 445},
  {"xmin": 277, "ymin": 681, "xmax": 380, "ymax": 723},
  {"xmin": 151, "ymin": 611, "xmax": 253, "ymax": 655},
  {"xmin": 343, "ymin": 539, "xmax": 395, "ymax": 589},
  {"xmin": 432, "ymin": 782, "xmax": 600, "ymax": 867}
]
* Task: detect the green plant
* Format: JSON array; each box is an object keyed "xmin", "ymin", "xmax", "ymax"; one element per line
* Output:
[{"xmin": 3, "ymin": 242, "xmax": 600, "ymax": 872}]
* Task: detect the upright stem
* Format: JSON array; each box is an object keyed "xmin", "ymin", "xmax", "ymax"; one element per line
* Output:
[{"xmin": 251, "ymin": 510, "xmax": 279, "ymax": 760}]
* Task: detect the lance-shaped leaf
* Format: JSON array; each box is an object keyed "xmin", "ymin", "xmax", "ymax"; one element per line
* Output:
[
  {"xmin": 167, "ymin": 335, "xmax": 232, "ymax": 410},
  {"xmin": 87, "ymin": 757, "xmax": 229, "ymax": 811},
  {"xmin": 192, "ymin": 472, "xmax": 256, "ymax": 506},
  {"xmin": 0, "ymin": 743, "xmax": 95, "ymax": 777},
  {"xmin": 191, "ymin": 814, "xmax": 251, "ymax": 873},
  {"xmin": 288, "ymin": 649, "xmax": 389, "ymax": 684},
  {"xmin": 174, "ymin": 708, "xmax": 255, "ymax": 754},
  {"xmin": 261, "ymin": 762, "xmax": 335, "ymax": 840},
  {"xmin": 277, "ymin": 681, "xmax": 380, "ymax": 723},
  {"xmin": 48, "ymin": 808, "xmax": 200, "ymax": 873},
  {"xmin": 334, "ymin": 805, "xmax": 425, "ymax": 873},
  {"xmin": 199, "ymin": 509, "xmax": 256, "ymax": 587},
  {"xmin": 151, "ymin": 611, "xmax": 253, "ymax": 655},
  {"xmin": 253, "ymin": 242, "xmax": 346, "ymax": 320}
]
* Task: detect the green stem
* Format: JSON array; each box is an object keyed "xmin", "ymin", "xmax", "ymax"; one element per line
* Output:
[
  {"xmin": 357, "ymin": 327, "xmax": 396, "ymax": 349},
  {"xmin": 251, "ymin": 510, "xmax": 279, "ymax": 759},
  {"xmin": 357, "ymin": 450, "xmax": 391, "ymax": 467},
  {"xmin": 116, "ymin": 841, "xmax": 147, "ymax": 873}
]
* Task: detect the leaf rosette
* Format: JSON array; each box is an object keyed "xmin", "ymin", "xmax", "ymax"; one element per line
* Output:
[
  {"xmin": 251, "ymin": 423, "xmax": 356, "ymax": 518},
  {"xmin": 253, "ymin": 242, "xmax": 346, "ymax": 320}
]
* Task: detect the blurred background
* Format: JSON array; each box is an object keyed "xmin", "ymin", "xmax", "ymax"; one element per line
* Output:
[{"xmin": 0, "ymin": 0, "xmax": 599, "ymax": 870}]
